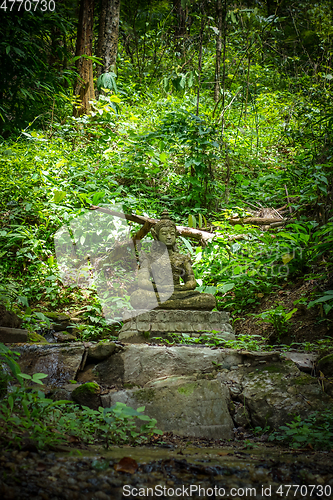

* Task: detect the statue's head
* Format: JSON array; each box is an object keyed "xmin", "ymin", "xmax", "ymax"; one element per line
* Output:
[{"xmin": 151, "ymin": 210, "xmax": 177, "ymax": 249}]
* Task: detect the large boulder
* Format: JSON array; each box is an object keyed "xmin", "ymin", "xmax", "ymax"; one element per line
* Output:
[
  {"xmin": 282, "ymin": 351, "xmax": 318, "ymax": 373},
  {"xmin": 42, "ymin": 312, "xmax": 71, "ymax": 332},
  {"xmin": 88, "ymin": 341, "xmax": 116, "ymax": 361},
  {"xmin": 226, "ymin": 360, "xmax": 332, "ymax": 429},
  {"xmin": 12, "ymin": 342, "xmax": 333, "ymax": 439}
]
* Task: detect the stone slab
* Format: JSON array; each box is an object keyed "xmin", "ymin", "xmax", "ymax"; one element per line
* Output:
[
  {"xmin": 282, "ymin": 351, "xmax": 318, "ymax": 373},
  {"xmin": 101, "ymin": 376, "xmax": 234, "ymax": 440},
  {"xmin": 0, "ymin": 327, "xmax": 28, "ymax": 343},
  {"xmin": 118, "ymin": 330, "xmax": 235, "ymax": 343},
  {"xmin": 118, "ymin": 309, "xmax": 235, "ymax": 343},
  {"xmin": 86, "ymin": 344, "xmax": 243, "ymax": 387}
]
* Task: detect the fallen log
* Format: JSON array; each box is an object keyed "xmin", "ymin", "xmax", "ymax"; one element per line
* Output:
[
  {"xmin": 89, "ymin": 205, "xmax": 215, "ymax": 246},
  {"xmin": 228, "ymin": 217, "xmax": 284, "ymax": 226}
]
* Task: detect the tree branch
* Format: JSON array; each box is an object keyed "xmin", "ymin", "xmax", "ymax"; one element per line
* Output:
[{"xmin": 89, "ymin": 205, "xmax": 215, "ymax": 245}]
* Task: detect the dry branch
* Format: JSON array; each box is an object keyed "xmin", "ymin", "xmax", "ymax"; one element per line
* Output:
[{"xmin": 228, "ymin": 217, "xmax": 284, "ymax": 226}]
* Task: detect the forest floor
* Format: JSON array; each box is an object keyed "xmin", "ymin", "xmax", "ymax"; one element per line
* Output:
[{"xmin": 1, "ymin": 436, "xmax": 333, "ymax": 500}]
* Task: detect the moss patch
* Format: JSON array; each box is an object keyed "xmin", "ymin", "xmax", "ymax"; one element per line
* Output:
[
  {"xmin": 135, "ymin": 388, "xmax": 155, "ymax": 403},
  {"xmin": 262, "ymin": 364, "xmax": 283, "ymax": 373},
  {"xmin": 27, "ymin": 331, "xmax": 48, "ymax": 343},
  {"xmin": 293, "ymin": 374, "xmax": 315, "ymax": 386},
  {"xmin": 123, "ymin": 383, "xmax": 136, "ymax": 389},
  {"xmin": 43, "ymin": 312, "xmax": 70, "ymax": 321},
  {"xmin": 72, "ymin": 382, "xmax": 100, "ymax": 396},
  {"xmin": 177, "ymin": 383, "xmax": 197, "ymax": 396}
]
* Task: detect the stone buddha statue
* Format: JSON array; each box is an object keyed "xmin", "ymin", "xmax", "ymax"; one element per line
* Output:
[{"xmin": 130, "ymin": 211, "xmax": 216, "ymax": 310}]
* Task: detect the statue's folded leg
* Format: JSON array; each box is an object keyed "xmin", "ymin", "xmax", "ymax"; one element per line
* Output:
[
  {"xmin": 158, "ymin": 292, "xmax": 216, "ymax": 310},
  {"xmin": 130, "ymin": 290, "xmax": 159, "ymax": 310}
]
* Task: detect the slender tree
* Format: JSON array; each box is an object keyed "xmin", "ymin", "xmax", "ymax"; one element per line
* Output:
[
  {"xmin": 74, "ymin": 0, "xmax": 95, "ymax": 116},
  {"xmin": 96, "ymin": 0, "xmax": 121, "ymax": 79},
  {"xmin": 173, "ymin": 0, "xmax": 186, "ymax": 39},
  {"xmin": 214, "ymin": 0, "xmax": 223, "ymax": 102}
]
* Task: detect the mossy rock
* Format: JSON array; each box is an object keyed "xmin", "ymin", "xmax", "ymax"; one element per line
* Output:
[
  {"xmin": 27, "ymin": 331, "xmax": 48, "ymax": 343},
  {"xmin": 43, "ymin": 312, "xmax": 70, "ymax": 321},
  {"xmin": 88, "ymin": 341, "xmax": 116, "ymax": 361},
  {"xmin": 72, "ymin": 382, "xmax": 100, "ymax": 395},
  {"xmin": 53, "ymin": 331, "xmax": 77, "ymax": 343},
  {"xmin": 317, "ymin": 353, "xmax": 333, "ymax": 378},
  {"xmin": 72, "ymin": 382, "xmax": 101, "ymax": 410}
]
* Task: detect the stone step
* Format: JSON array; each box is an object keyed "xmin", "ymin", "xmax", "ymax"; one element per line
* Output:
[{"xmin": 0, "ymin": 327, "xmax": 28, "ymax": 343}]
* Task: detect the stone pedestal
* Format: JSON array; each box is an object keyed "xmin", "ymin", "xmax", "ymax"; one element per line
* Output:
[{"xmin": 118, "ymin": 309, "xmax": 235, "ymax": 343}]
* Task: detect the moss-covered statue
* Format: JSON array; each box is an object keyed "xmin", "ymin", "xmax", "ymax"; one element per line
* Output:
[{"xmin": 130, "ymin": 210, "xmax": 216, "ymax": 310}]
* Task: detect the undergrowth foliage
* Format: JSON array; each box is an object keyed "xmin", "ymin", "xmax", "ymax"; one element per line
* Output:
[
  {"xmin": 269, "ymin": 411, "xmax": 333, "ymax": 451},
  {"xmin": 0, "ymin": 2, "xmax": 332, "ymax": 349},
  {"xmin": 0, "ymin": 344, "xmax": 162, "ymax": 450}
]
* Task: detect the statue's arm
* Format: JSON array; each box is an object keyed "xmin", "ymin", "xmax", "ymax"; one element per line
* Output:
[{"xmin": 174, "ymin": 258, "xmax": 197, "ymax": 291}]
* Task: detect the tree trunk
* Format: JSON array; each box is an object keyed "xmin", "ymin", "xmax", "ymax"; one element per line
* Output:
[
  {"xmin": 74, "ymin": 0, "xmax": 95, "ymax": 116},
  {"xmin": 96, "ymin": 0, "xmax": 121, "ymax": 80},
  {"xmin": 173, "ymin": 0, "xmax": 186, "ymax": 39},
  {"xmin": 214, "ymin": 0, "xmax": 223, "ymax": 102},
  {"xmin": 196, "ymin": 6, "xmax": 205, "ymax": 115}
]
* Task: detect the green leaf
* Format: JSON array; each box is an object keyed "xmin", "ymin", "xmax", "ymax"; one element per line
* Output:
[
  {"xmin": 308, "ymin": 291, "xmax": 333, "ymax": 307},
  {"xmin": 187, "ymin": 71, "xmax": 194, "ymax": 88},
  {"xmin": 188, "ymin": 214, "xmax": 197, "ymax": 229},
  {"xmin": 17, "ymin": 373, "xmax": 32, "ymax": 380},
  {"xmin": 97, "ymin": 72, "xmax": 117, "ymax": 92},
  {"xmin": 53, "ymin": 190, "xmax": 66, "ymax": 203},
  {"xmin": 323, "ymin": 303, "xmax": 332, "ymax": 315},
  {"xmin": 22, "ymin": 400, "xmax": 30, "ymax": 418},
  {"xmin": 218, "ymin": 283, "xmax": 235, "ymax": 294},
  {"xmin": 137, "ymin": 415, "xmax": 151, "ymax": 421},
  {"xmin": 34, "ymin": 312, "xmax": 49, "ymax": 321},
  {"xmin": 32, "ymin": 373, "xmax": 48, "ymax": 382},
  {"xmin": 179, "ymin": 236, "xmax": 194, "ymax": 255},
  {"xmin": 159, "ymin": 152, "xmax": 167, "ymax": 163},
  {"xmin": 8, "ymin": 395, "xmax": 14, "ymax": 411}
]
